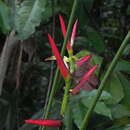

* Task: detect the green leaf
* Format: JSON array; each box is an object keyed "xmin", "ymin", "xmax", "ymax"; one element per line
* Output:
[
  {"xmin": 94, "ymin": 102, "xmax": 112, "ymax": 119},
  {"xmin": 76, "ymin": 26, "xmax": 105, "ymax": 53},
  {"xmin": 76, "ymin": 1, "xmax": 89, "ymax": 28},
  {"xmin": 0, "ymin": 0, "xmax": 11, "ymax": 33},
  {"xmin": 70, "ymin": 90, "xmax": 115, "ymax": 105},
  {"xmin": 82, "ymin": 90, "xmax": 115, "ymax": 104},
  {"xmin": 81, "ymin": 92, "xmax": 112, "ymax": 119},
  {"xmin": 105, "ymin": 72, "xmax": 124, "ymax": 103},
  {"xmin": 122, "ymin": 44, "xmax": 130, "ymax": 56},
  {"xmin": 90, "ymin": 54, "xmax": 103, "ymax": 75},
  {"xmin": 75, "ymin": 50, "xmax": 90, "ymax": 58},
  {"xmin": 118, "ymin": 72, "xmax": 130, "ymax": 109},
  {"xmin": 85, "ymin": 26, "xmax": 105, "ymax": 53},
  {"xmin": 127, "ymin": 5, "xmax": 130, "ymax": 15},
  {"xmin": 83, "ymin": 0, "xmax": 95, "ymax": 12},
  {"xmin": 70, "ymin": 90, "xmax": 114, "ymax": 120},
  {"xmin": 110, "ymin": 104, "xmax": 130, "ymax": 119},
  {"xmin": 70, "ymin": 101, "xmax": 87, "ymax": 129},
  {"xmin": 15, "ymin": 0, "xmax": 47, "ymax": 39},
  {"xmin": 57, "ymin": 0, "xmax": 73, "ymax": 15},
  {"xmin": 106, "ymin": 124, "xmax": 130, "ymax": 130},
  {"xmin": 115, "ymin": 60, "xmax": 130, "ymax": 74}
]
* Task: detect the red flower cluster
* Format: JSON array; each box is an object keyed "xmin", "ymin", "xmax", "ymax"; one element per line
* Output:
[{"xmin": 47, "ymin": 15, "xmax": 98, "ymax": 93}]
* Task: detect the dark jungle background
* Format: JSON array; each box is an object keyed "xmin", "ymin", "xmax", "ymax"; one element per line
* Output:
[{"xmin": 0, "ymin": 0, "xmax": 130, "ymax": 130}]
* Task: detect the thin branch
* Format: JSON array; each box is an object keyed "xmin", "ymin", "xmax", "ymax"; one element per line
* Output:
[{"xmin": 16, "ymin": 43, "xmax": 23, "ymax": 89}]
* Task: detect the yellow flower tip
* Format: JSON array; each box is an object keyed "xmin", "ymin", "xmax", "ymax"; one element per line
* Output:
[{"xmin": 44, "ymin": 56, "xmax": 56, "ymax": 61}]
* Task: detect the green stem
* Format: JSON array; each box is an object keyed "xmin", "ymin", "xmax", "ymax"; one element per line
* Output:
[
  {"xmin": 80, "ymin": 31, "xmax": 130, "ymax": 130},
  {"xmin": 41, "ymin": 0, "xmax": 78, "ymax": 130},
  {"xmin": 41, "ymin": 70, "xmax": 60, "ymax": 130},
  {"xmin": 60, "ymin": 0, "xmax": 78, "ymax": 116},
  {"xmin": 60, "ymin": 79, "xmax": 71, "ymax": 115},
  {"xmin": 69, "ymin": 56, "xmax": 75, "ymax": 73}
]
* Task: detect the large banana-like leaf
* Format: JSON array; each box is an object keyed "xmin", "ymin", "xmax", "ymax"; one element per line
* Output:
[
  {"xmin": 15, "ymin": 0, "xmax": 47, "ymax": 40},
  {"xmin": 0, "ymin": 0, "xmax": 11, "ymax": 33}
]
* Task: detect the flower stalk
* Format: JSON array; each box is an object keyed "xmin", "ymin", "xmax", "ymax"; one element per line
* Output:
[{"xmin": 60, "ymin": 78, "xmax": 71, "ymax": 115}]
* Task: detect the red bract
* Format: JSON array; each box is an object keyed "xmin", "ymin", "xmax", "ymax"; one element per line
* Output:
[
  {"xmin": 76, "ymin": 55, "xmax": 91, "ymax": 67},
  {"xmin": 48, "ymin": 34, "xmax": 70, "ymax": 80},
  {"xmin": 71, "ymin": 20, "xmax": 78, "ymax": 46},
  {"xmin": 25, "ymin": 120, "xmax": 61, "ymax": 127},
  {"xmin": 71, "ymin": 64, "xmax": 98, "ymax": 94},
  {"xmin": 66, "ymin": 41, "xmax": 73, "ymax": 52},
  {"xmin": 59, "ymin": 15, "xmax": 66, "ymax": 38},
  {"xmin": 59, "ymin": 15, "xmax": 77, "ymax": 53}
]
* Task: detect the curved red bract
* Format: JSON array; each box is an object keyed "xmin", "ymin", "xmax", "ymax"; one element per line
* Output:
[
  {"xmin": 71, "ymin": 64, "xmax": 98, "ymax": 94},
  {"xmin": 48, "ymin": 34, "xmax": 70, "ymax": 80},
  {"xmin": 76, "ymin": 55, "xmax": 91, "ymax": 67},
  {"xmin": 25, "ymin": 120, "xmax": 61, "ymax": 127},
  {"xmin": 59, "ymin": 15, "xmax": 66, "ymax": 38}
]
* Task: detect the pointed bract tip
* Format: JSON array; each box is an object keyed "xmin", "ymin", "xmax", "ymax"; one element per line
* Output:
[
  {"xmin": 82, "ymin": 64, "xmax": 98, "ymax": 80},
  {"xmin": 76, "ymin": 55, "xmax": 91, "ymax": 67},
  {"xmin": 47, "ymin": 33, "xmax": 70, "ymax": 80},
  {"xmin": 59, "ymin": 15, "xmax": 66, "ymax": 38},
  {"xmin": 71, "ymin": 19, "xmax": 78, "ymax": 46}
]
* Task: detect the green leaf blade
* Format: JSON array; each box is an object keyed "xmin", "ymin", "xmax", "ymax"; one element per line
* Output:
[
  {"xmin": 15, "ymin": 0, "xmax": 47, "ymax": 39},
  {"xmin": 0, "ymin": 0, "xmax": 11, "ymax": 33}
]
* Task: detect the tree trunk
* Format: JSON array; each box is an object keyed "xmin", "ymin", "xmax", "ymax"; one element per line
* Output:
[{"xmin": 0, "ymin": 31, "xmax": 19, "ymax": 95}]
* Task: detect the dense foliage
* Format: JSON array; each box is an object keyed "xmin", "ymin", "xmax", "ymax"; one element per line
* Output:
[{"xmin": 0, "ymin": 0, "xmax": 130, "ymax": 130}]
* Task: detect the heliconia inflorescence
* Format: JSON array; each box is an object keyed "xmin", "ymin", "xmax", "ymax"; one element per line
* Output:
[
  {"xmin": 47, "ymin": 15, "xmax": 98, "ymax": 93},
  {"xmin": 25, "ymin": 120, "xmax": 61, "ymax": 127},
  {"xmin": 71, "ymin": 64, "xmax": 98, "ymax": 94},
  {"xmin": 23, "ymin": 14, "xmax": 99, "ymax": 129},
  {"xmin": 48, "ymin": 34, "xmax": 70, "ymax": 80}
]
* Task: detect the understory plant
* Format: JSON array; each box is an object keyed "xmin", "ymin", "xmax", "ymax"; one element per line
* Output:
[
  {"xmin": 25, "ymin": 14, "xmax": 99, "ymax": 129},
  {"xmin": 25, "ymin": 6, "xmax": 130, "ymax": 130},
  {"xmin": 0, "ymin": 0, "xmax": 130, "ymax": 130}
]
